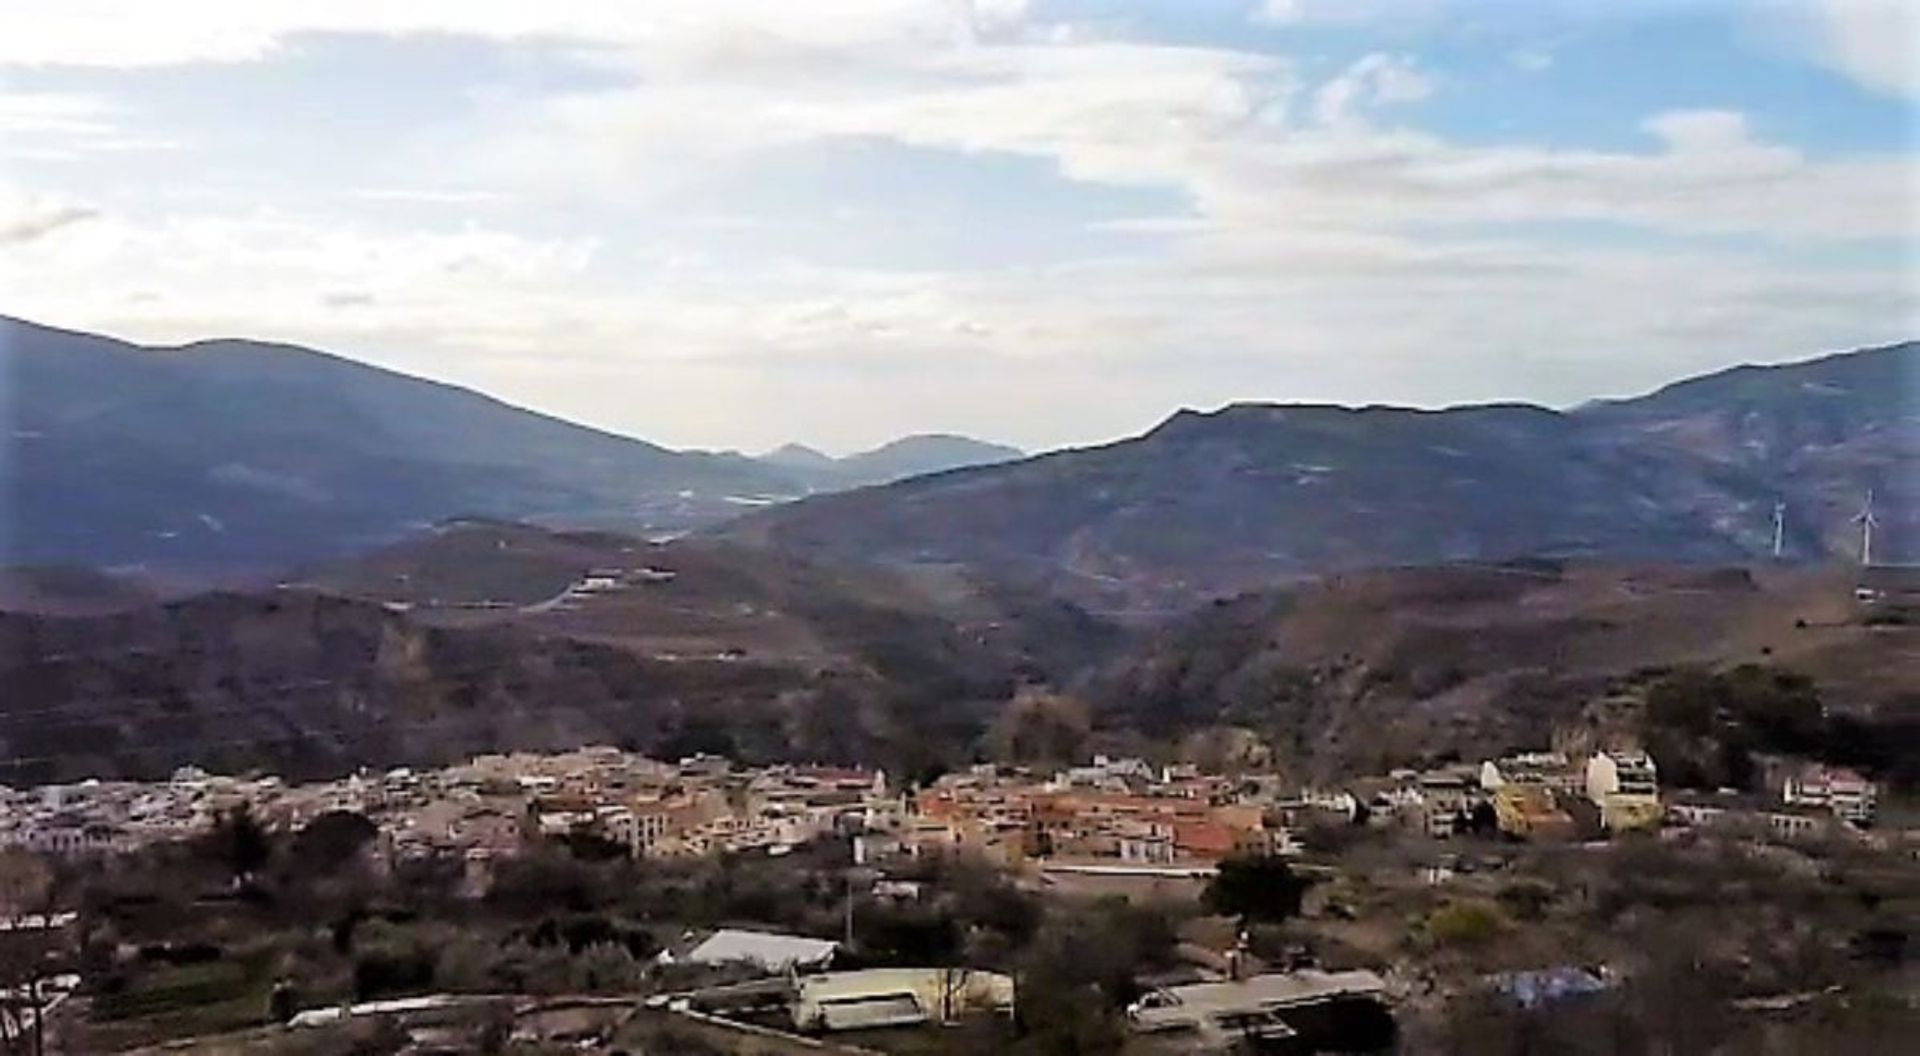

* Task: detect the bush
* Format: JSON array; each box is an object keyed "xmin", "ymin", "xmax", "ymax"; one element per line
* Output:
[
  {"xmin": 1426, "ymin": 902, "xmax": 1507, "ymax": 947},
  {"xmin": 1495, "ymin": 879, "xmax": 1556, "ymax": 921},
  {"xmin": 290, "ymin": 811, "xmax": 378, "ymax": 875},
  {"xmin": 1204, "ymin": 854, "xmax": 1312, "ymax": 923},
  {"xmin": 354, "ymin": 948, "xmax": 436, "ymax": 1000}
]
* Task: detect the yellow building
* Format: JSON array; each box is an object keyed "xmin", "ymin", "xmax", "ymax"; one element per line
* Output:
[
  {"xmin": 1493, "ymin": 786, "xmax": 1575, "ymax": 841},
  {"xmin": 1598, "ymin": 794, "xmax": 1662, "ymax": 833}
]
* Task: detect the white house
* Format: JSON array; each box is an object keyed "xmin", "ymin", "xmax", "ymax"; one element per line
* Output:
[
  {"xmin": 1585, "ymin": 751, "xmax": 1659, "ymax": 804},
  {"xmin": 1783, "ymin": 766, "xmax": 1877, "ymax": 826}
]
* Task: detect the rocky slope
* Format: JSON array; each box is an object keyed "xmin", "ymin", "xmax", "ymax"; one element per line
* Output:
[{"xmin": 1080, "ymin": 561, "xmax": 1918, "ymax": 782}]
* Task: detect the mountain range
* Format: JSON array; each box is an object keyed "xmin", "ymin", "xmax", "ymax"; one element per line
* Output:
[
  {"xmin": 733, "ymin": 342, "xmax": 1917, "ymax": 611},
  {"xmin": 3, "ymin": 316, "xmax": 1912, "ymax": 785},
  {"xmin": 0, "ymin": 316, "xmax": 1017, "ymax": 572},
  {"xmin": 3, "ymin": 315, "xmax": 1913, "ymax": 611},
  {"xmin": 758, "ymin": 434, "xmax": 1024, "ymax": 490}
]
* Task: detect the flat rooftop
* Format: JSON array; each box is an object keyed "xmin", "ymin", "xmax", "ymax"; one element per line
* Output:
[{"xmin": 1149, "ymin": 969, "xmax": 1386, "ymax": 1014}]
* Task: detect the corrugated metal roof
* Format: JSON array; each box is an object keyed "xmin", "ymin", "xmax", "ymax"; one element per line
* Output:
[{"xmin": 685, "ymin": 928, "xmax": 837, "ymax": 970}]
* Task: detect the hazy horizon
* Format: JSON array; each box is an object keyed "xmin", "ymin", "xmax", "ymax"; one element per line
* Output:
[{"xmin": 2, "ymin": 1, "xmax": 1914, "ymax": 453}]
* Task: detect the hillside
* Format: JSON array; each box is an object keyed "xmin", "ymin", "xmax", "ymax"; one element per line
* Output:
[
  {"xmin": 1576, "ymin": 341, "xmax": 1917, "ymax": 559},
  {"xmin": 0, "ymin": 523, "xmax": 1120, "ymax": 784},
  {"xmin": 0, "ymin": 316, "xmax": 806, "ymax": 570},
  {"xmin": 732, "ymin": 342, "xmax": 1918, "ymax": 612},
  {"xmin": 9, "ymin": 545, "xmax": 1911, "ymax": 788},
  {"xmin": 0, "ymin": 565, "xmax": 163, "ymax": 616},
  {"xmin": 299, "ymin": 519, "xmax": 1116, "ymax": 675},
  {"xmin": 0, "ymin": 590, "xmax": 802, "ymax": 785},
  {"xmin": 1080, "ymin": 561, "xmax": 1919, "ymax": 782}
]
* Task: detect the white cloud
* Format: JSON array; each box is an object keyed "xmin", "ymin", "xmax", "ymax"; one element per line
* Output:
[
  {"xmin": 0, "ymin": 90, "xmax": 177, "ymax": 161},
  {"xmin": 1252, "ymin": 0, "xmax": 1302, "ymax": 25},
  {"xmin": 0, "ymin": 1, "xmax": 994, "ymax": 68},
  {"xmin": 0, "ymin": 92, "xmax": 117, "ymax": 135},
  {"xmin": 1312, "ymin": 53, "xmax": 1434, "ymax": 126},
  {"xmin": 347, "ymin": 189, "xmax": 514, "ymax": 205},
  {"xmin": 1799, "ymin": 0, "xmax": 1917, "ymax": 98}
]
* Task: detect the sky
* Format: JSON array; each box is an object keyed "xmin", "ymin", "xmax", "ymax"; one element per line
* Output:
[{"xmin": 0, "ymin": 0, "xmax": 1914, "ymax": 454}]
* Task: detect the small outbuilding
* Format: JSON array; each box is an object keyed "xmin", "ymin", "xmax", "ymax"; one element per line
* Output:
[
  {"xmin": 790, "ymin": 968, "xmax": 1015, "ymax": 1032},
  {"xmin": 683, "ymin": 929, "xmax": 838, "ymax": 974}
]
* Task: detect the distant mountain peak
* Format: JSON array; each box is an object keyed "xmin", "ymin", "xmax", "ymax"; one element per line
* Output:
[
  {"xmin": 753, "ymin": 432, "xmax": 1023, "ymax": 488},
  {"xmin": 860, "ymin": 432, "xmax": 1022, "ymax": 455},
  {"xmin": 760, "ymin": 442, "xmax": 838, "ymax": 470}
]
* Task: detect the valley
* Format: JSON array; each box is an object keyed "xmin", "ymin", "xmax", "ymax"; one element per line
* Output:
[{"xmin": 4, "ymin": 518, "xmax": 1913, "ymax": 800}]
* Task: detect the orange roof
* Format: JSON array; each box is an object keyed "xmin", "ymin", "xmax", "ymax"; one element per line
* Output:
[
  {"xmin": 1174, "ymin": 820, "xmax": 1237, "ymax": 858},
  {"xmin": 1210, "ymin": 804, "xmax": 1265, "ymax": 831}
]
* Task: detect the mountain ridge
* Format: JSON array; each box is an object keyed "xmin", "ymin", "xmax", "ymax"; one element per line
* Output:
[
  {"xmin": 729, "ymin": 341, "xmax": 1917, "ymax": 611},
  {"xmin": 755, "ymin": 432, "xmax": 1025, "ymax": 489},
  {"xmin": 6, "ymin": 314, "xmax": 1912, "ymax": 596}
]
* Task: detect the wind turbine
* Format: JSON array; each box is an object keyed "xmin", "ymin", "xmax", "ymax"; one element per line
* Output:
[
  {"xmin": 1852, "ymin": 490, "xmax": 1879, "ymax": 567},
  {"xmin": 1772, "ymin": 501, "xmax": 1786, "ymax": 560}
]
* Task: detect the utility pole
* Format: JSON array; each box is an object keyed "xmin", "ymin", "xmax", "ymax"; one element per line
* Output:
[{"xmin": 1772, "ymin": 501, "xmax": 1786, "ymax": 560}]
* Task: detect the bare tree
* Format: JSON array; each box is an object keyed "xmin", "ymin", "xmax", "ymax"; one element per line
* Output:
[{"xmin": 0, "ymin": 848, "xmax": 55, "ymax": 1056}]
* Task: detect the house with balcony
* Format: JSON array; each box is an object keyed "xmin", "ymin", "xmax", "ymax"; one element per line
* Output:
[{"xmin": 1783, "ymin": 765, "xmax": 1877, "ymax": 826}]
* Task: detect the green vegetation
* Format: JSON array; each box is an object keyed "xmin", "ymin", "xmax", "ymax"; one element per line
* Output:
[
  {"xmin": 1640, "ymin": 664, "xmax": 1920, "ymax": 792},
  {"xmin": 56, "ymin": 815, "xmax": 1208, "ymax": 1052},
  {"xmin": 1203, "ymin": 853, "xmax": 1313, "ymax": 924},
  {"xmin": 1424, "ymin": 902, "xmax": 1508, "ymax": 948}
]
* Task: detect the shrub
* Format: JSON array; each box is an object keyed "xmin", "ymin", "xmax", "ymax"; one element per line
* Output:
[
  {"xmin": 353, "ymin": 948, "xmax": 436, "ymax": 1000},
  {"xmin": 1204, "ymin": 854, "xmax": 1312, "ymax": 923},
  {"xmin": 1495, "ymin": 880, "xmax": 1556, "ymax": 921},
  {"xmin": 1426, "ymin": 902, "xmax": 1507, "ymax": 947}
]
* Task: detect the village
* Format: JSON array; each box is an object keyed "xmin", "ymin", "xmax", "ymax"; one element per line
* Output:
[
  {"xmin": 2, "ymin": 741, "xmax": 1892, "ymax": 874},
  {"xmin": 3, "ymin": 735, "xmax": 1912, "ymax": 1053}
]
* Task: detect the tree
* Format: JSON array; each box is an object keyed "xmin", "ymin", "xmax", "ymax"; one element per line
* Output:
[
  {"xmin": 205, "ymin": 807, "xmax": 272, "ymax": 885},
  {"xmin": 1011, "ymin": 900, "xmax": 1174, "ymax": 1054},
  {"xmin": 1465, "ymin": 801, "xmax": 1499, "ymax": 836},
  {"xmin": 1203, "ymin": 854, "xmax": 1312, "ymax": 924},
  {"xmin": 290, "ymin": 810, "xmax": 378, "ymax": 876},
  {"xmin": 987, "ymin": 688, "xmax": 1092, "ymax": 767},
  {"xmin": 0, "ymin": 849, "xmax": 54, "ymax": 1056}
]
